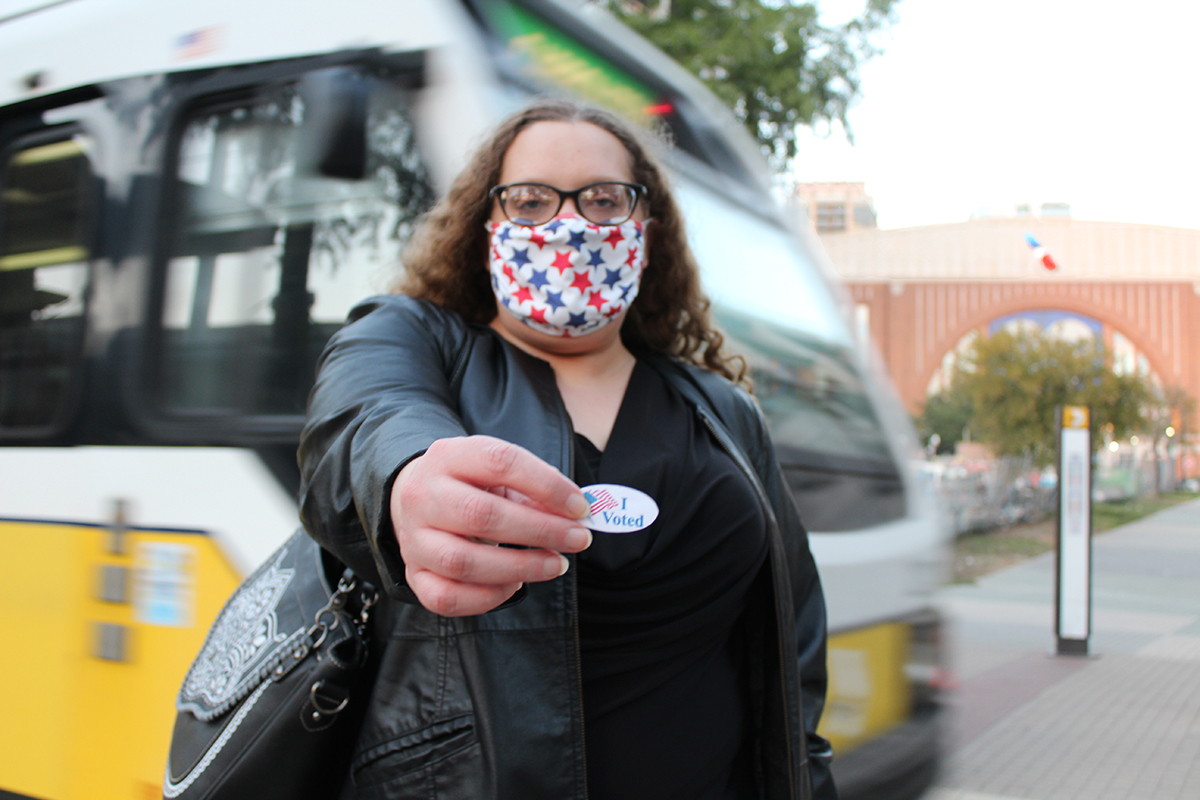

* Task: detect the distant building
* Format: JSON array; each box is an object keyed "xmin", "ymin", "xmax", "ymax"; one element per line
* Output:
[
  {"xmin": 793, "ymin": 181, "xmax": 877, "ymax": 234},
  {"xmin": 814, "ymin": 214, "xmax": 1200, "ymax": 482},
  {"xmin": 970, "ymin": 202, "xmax": 1073, "ymax": 221}
]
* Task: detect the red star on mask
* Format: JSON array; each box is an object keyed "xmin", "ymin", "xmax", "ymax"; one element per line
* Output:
[
  {"xmin": 513, "ymin": 286, "xmax": 534, "ymax": 305},
  {"xmin": 624, "ymin": 246, "xmax": 639, "ymax": 268},
  {"xmin": 570, "ymin": 271, "xmax": 593, "ymax": 293},
  {"xmin": 551, "ymin": 251, "xmax": 574, "ymax": 273},
  {"xmin": 604, "ymin": 228, "xmax": 625, "ymax": 248},
  {"xmin": 586, "ymin": 291, "xmax": 607, "ymax": 311}
]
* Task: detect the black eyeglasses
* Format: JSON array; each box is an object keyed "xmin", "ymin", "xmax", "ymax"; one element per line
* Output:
[{"xmin": 489, "ymin": 181, "xmax": 647, "ymax": 226}]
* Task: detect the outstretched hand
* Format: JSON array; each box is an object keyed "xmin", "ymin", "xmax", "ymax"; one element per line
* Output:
[{"xmin": 390, "ymin": 435, "xmax": 593, "ymax": 616}]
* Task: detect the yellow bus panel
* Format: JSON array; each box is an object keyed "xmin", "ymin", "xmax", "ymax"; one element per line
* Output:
[
  {"xmin": 0, "ymin": 520, "xmax": 240, "ymax": 800},
  {"xmin": 819, "ymin": 621, "xmax": 913, "ymax": 754}
]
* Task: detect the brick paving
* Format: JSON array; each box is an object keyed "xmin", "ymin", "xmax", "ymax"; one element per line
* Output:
[{"xmin": 925, "ymin": 498, "xmax": 1200, "ymax": 800}]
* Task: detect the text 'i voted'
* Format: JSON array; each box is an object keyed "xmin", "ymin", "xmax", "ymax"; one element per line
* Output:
[{"xmin": 579, "ymin": 484, "xmax": 658, "ymax": 533}]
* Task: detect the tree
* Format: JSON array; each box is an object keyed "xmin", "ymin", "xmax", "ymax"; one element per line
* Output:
[
  {"xmin": 594, "ymin": 0, "xmax": 899, "ymax": 167},
  {"xmin": 1144, "ymin": 384, "xmax": 1196, "ymax": 492},
  {"xmin": 925, "ymin": 329, "xmax": 1152, "ymax": 465},
  {"xmin": 915, "ymin": 390, "xmax": 974, "ymax": 456}
]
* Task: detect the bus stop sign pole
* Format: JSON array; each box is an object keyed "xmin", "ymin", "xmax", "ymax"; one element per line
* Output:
[{"xmin": 1055, "ymin": 405, "xmax": 1092, "ymax": 656}]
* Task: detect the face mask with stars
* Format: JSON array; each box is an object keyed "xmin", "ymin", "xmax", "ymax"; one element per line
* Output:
[{"xmin": 486, "ymin": 214, "xmax": 645, "ymax": 337}]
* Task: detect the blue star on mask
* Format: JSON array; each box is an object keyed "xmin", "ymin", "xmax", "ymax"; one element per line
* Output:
[
  {"xmin": 619, "ymin": 282, "xmax": 635, "ymax": 301},
  {"xmin": 586, "ymin": 248, "xmax": 605, "ymax": 268},
  {"xmin": 567, "ymin": 228, "xmax": 587, "ymax": 250},
  {"xmin": 602, "ymin": 268, "xmax": 622, "ymax": 289},
  {"xmin": 568, "ymin": 311, "xmax": 588, "ymax": 328},
  {"xmin": 544, "ymin": 218, "xmax": 566, "ymax": 234},
  {"xmin": 496, "ymin": 226, "xmax": 512, "ymax": 245},
  {"xmin": 545, "ymin": 290, "xmax": 565, "ymax": 311},
  {"xmin": 509, "ymin": 247, "xmax": 532, "ymax": 269},
  {"xmin": 528, "ymin": 268, "xmax": 550, "ymax": 291}
]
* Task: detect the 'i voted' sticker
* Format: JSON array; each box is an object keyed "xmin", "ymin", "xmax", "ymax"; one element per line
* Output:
[{"xmin": 580, "ymin": 484, "xmax": 659, "ymax": 533}]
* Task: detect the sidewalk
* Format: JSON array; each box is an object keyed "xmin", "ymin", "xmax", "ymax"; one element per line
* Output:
[{"xmin": 926, "ymin": 497, "xmax": 1200, "ymax": 800}]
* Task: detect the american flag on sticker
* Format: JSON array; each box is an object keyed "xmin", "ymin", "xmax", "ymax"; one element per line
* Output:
[
  {"xmin": 174, "ymin": 26, "xmax": 224, "ymax": 61},
  {"xmin": 585, "ymin": 489, "xmax": 619, "ymax": 515}
]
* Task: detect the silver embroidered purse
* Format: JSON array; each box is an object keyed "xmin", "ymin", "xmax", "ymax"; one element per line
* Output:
[{"xmin": 164, "ymin": 531, "xmax": 377, "ymax": 800}]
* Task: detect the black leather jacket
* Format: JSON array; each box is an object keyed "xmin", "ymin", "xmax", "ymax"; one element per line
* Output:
[{"xmin": 298, "ymin": 296, "xmax": 836, "ymax": 800}]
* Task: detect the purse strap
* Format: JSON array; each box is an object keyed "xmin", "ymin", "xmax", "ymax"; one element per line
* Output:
[{"xmin": 310, "ymin": 567, "xmax": 379, "ymax": 649}]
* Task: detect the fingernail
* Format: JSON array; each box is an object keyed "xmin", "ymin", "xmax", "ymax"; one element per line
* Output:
[
  {"xmin": 565, "ymin": 527, "xmax": 593, "ymax": 550},
  {"xmin": 566, "ymin": 493, "xmax": 590, "ymax": 519},
  {"xmin": 545, "ymin": 554, "xmax": 570, "ymax": 578}
]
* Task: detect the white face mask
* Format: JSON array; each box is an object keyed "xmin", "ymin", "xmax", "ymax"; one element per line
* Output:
[{"xmin": 487, "ymin": 214, "xmax": 646, "ymax": 337}]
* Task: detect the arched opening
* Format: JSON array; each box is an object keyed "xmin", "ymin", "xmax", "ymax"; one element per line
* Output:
[
  {"xmin": 922, "ymin": 308, "xmax": 1179, "ymax": 506},
  {"xmin": 927, "ymin": 309, "xmax": 1161, "ymax": 398}
]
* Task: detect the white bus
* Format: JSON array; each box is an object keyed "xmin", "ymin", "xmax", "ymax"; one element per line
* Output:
[{"xmin": 0, "ymin": 1, "xmax": 948, "ymax": 798}]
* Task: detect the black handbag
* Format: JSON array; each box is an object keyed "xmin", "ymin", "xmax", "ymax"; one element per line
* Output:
[{"xmin": 164, "ymin": 530, "xmax": 378, "ymax": 800}]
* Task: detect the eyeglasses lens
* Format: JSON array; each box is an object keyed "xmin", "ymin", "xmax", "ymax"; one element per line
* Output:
[
  {"xmin": 579, "ymin": 184, "xmax": 635, "ymax": 225},
  {"xmin": 502, "ymin": 185, "xmax": 558, "ymax": 226},
  {"xmin": 501, "ymin": 183, "xmax": 636, "ymax": 225}
]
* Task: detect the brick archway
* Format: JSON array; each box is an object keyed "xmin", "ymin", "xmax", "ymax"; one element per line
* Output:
[
  {"xmin": 847, "ymin": 280, "xmax": 1200, "ymax": 415},
  {"xmin": 922, "ymin": 294, "xmax": 1172, "ymax": 398}
]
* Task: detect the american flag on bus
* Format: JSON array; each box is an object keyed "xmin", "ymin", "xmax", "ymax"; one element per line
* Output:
[
  {"xmin": 174, "ymin": 26, "xmax": 224, "ymax": 61},
  {"xmin": 585, "ymin": 489, "xmax": 619, "ymax": 515}
]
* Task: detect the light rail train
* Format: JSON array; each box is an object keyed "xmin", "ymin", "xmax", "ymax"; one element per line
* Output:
[{"xmin": 0, "ymin": 1, "xmax": 948, "ymax": 798}]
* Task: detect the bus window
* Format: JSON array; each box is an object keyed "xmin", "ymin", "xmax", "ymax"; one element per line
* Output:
[
  {"xmin": 677, "ymin": 180, "xmax": 906, "ymax": 531},
  {"xmin": 157, "ymin": 79, "xmax": 434, "ymax": 420},
  {"xmin": 0, "ymin": 134, "xmax": 91, "ymax": 435},
  {"xmin": 715, "ymin": 305, "xmax": 907, "ymax": 531}
]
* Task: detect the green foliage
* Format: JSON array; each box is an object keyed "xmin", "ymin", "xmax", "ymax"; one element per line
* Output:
[
  {"xmin": 1145, "ymin": 383, "xmax": 1196, "ymax": 441},
  {"xmin": 595, "ymin": 0, "xmax": 898, "ymax": 166},
  {"xmin": 934, "ymin": 330, "xmax": 1152, "ymax": 464},
  {"xmin": 915, "ymin": 390, "xmax": 974, "ymax": 455}
]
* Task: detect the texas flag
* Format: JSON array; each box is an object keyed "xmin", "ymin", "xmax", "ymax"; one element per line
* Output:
[{"xmin": 1023, "ymin": 232, "xmax": 1058, "ymax": 271}]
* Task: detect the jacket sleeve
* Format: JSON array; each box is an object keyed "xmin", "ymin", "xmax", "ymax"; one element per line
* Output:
[
  {"xmin": 297, "ymin": 295, "xmax": 472, "ymax": 601},
  {"xmin": 734, "ymin": 389, "xmax": 838, "ymax": 800}
]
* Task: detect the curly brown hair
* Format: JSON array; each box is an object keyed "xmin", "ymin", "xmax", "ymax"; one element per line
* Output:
[{"xmin": 396, "ymin": 98, "xmax": 745, "ymax": 384}]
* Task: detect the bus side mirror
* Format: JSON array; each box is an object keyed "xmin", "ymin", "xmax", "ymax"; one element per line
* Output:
[{"xmin": 297, "ymin": 67, "xmax": 374, "ymax": 181}]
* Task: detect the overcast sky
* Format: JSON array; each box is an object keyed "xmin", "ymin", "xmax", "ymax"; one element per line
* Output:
[{"xmin": 796, "ymin": 0, "xmax": 1200, "ymax": 231}]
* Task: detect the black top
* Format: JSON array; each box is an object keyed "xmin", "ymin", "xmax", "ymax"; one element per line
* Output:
[{"xmin": 574, "ymin": 360, "xmax": 769, "ymax": 800}]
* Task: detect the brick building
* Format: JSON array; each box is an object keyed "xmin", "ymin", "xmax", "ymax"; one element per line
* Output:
[{"xmin": 814, "ymin": 213, "xmax": 1200, "ymax": 478}]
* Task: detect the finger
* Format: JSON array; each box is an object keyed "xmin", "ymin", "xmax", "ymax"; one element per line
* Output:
[
  {"xmin": 415, "ymin": 478, "xmax": 592, "ymax": 553},
  {"xmin": 402, "ymin": 526, "xmax": 570, "ymax": 585},
  {"xmin": 406, "ymin": 565, "xmax": 522, "ymax": 617},
  {"xmin": 485, "ymin": 486, "xmax": 547, "ymax": 517},
  {"xmin": 425, "ymin": 437, "xmax": 590, "ymax": 519},
  {"xmin": 489, "ymin": 486, "xmax": 550, "ymax": 512}
]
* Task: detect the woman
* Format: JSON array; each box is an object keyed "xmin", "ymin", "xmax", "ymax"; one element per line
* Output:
[{"xmin": 298, "ymin": 99, "xmax": 835, "ymax": 800}]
